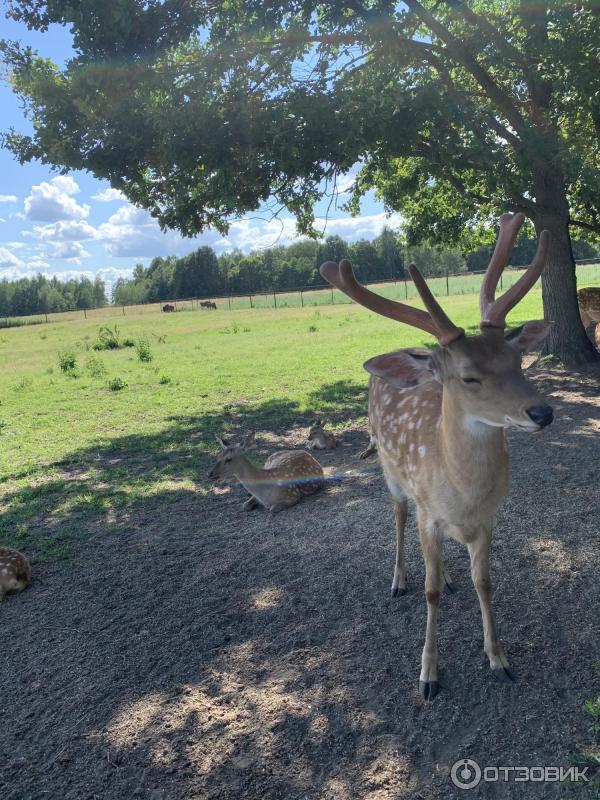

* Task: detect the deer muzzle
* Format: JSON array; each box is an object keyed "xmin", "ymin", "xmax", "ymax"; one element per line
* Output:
[{"xmin": 525, "ymin": 404, "xmax": 554, "ymax": 428}]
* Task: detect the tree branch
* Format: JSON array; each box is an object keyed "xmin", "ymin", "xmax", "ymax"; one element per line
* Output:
[{"xmin": 404, "ymin": 0, "xmax": 529, "ymax": 138}]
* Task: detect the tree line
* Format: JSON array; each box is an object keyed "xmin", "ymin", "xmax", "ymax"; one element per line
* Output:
[
  {"xmin": 0, "ymin": 274, "xmax": 107, "ymax": 317},
  {"xmin": 0, "ymin": 227, "xmax": 596, "ymax": 316},
  {"xmin": 112, "ymin": 228, "xmax": 598, "ymax": 306}
]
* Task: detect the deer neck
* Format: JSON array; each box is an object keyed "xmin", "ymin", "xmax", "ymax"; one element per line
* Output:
[
  {"xmin": 231, "ymin": 456, "xmax": 271, "ymax": 499},
  {"xmin": 438, "ymin": 387, "xmax": 508, "ymax": 494}
]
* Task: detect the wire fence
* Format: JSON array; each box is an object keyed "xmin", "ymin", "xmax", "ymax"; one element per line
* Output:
[{"xmin": 1, "ymin": 261, "xmax": 600, "ymax": 327}]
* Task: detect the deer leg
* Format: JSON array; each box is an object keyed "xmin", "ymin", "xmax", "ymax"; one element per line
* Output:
[
  {"xmin": 359, "ymin": 435, "xmax": 377, "ymax": 459},
  {"xmin": 391, "ymin": 498, "xmax": 408, "ymax": 597},
  {"xmin": 418, "ymin": 514, "xmax": 444, "ymax": 701},
  {"xmin": 243, "ymin": 496, "xmax": 260, "ymax": 511},
  {"xmin": 468, "ymin": 528, "xmax": 514, "ymax": 683}
]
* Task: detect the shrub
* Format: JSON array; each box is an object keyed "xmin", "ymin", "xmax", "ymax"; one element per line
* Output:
[
  {"xmin": 122, "ymin": 337, "xmax": 135, "ymax": 348},
  {"xmin": 308, "ymin": 324, "xmax": 318, "ymax": 332},
  {"xmin": 58, "ymin": 350, "xmax": 77, "ymax": 373},
  {"xmin": 92, "ymin": 325, "xmax": 121, "ymax": 350},
  {"xmin": 159, "ymin": 374, "xmax": 172, "ymax": 385},
  {"xmin": 108, "ymin": 376, "xmax": 127, "ymax": 391},
  {"xmin": 85, "ymin": 355, "xmax": 107, "ymax": 378},
  {"xmin": 135, "ymin": 336, "xmax": 153, "ymax": 362}
]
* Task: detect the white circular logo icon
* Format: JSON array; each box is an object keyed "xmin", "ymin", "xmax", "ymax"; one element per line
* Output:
[{"xmin": 451, "ymin": 758, "xmax": 482, "ymax": 789}]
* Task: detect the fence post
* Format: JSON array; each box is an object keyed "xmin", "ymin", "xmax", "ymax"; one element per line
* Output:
[
  {"xmin": 300, "ymin": 290, "xmax": 304, "ymax": 308},
  {"xmin": 500, "ymin": 274, "xmax": 503, "ymax": 290},
  {"xmin": 446, "ymin": 272, "xmax": 450, "ymax": 296},
  {"xmin": 228, "ymin": 295, "xmax": 231, "ymax": 311},
  {"xmin": 404, "ymin": 279, "xmax": 408, "ymax": 299},
  {"xmin": 249, "ymin": 295, "xmax": 253, "ymax": 309},
  {"xmin": 84, "ymin": 308, "xmax": 87, "ymax": 319},
  {"xmin": 273, "ymin": 291, "xmax": 277, "ymax": 308},
  {"xmin": 122, "ymin": 306, "xmax": 125, "ymax": 316},
  {"xmin": 331, "ymin": 287, "xmax": 334, "ymax": 305}
]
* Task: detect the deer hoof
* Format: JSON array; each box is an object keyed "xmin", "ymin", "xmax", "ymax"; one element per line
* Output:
[
  {"xmin": 391, "ymin": 585, "xmax": 406, "ymax": 597},
  {"xmin": 492, "ymin": 666, "xmax": 516, "ymax": 683},
  {"xmin": 419, "ymin": 680, "xmax": 440, "ymax": 701}
]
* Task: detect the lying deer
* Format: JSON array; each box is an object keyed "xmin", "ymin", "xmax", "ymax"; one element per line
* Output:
[
  {"xmin": 307, "ymin": 420, "xmax": 337, "ymax": 450},
  {"xmin": 321, "ymin": 212, "xmax": 554, "ymax": 700},
  {"xmin": 0, "ymin": 548, "xmax": 32, "ymax": 600},
  {"xmin": 577, "ymin": 287, "xmax": 600, "ymax": 348},
  {"xmin": 208, "ymin": 432, "xmax": 325, "ymax": 513}
]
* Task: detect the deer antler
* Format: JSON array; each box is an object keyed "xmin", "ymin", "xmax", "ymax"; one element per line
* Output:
[
  {"xmin": 320, "ymin": 260, "xmax": 464, "ymax": 346},
  {"xmin": 480, "ymin": 213, "xmax": 550, "ymax": 328}
]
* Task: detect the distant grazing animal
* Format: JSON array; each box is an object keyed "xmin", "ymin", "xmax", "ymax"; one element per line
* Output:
[
  {"xmin": 320, "ymin": 212, "xmax": 554, "ymax": 700},
  {"xmin": 200, "ymin": 301, "xmax": 217, "ymax": 310},
  {"xmin": 307, "ymin": 420, "xmax": 336, "ymax": 450},
  {"xmin": 577, "ymin": 287, "xmax": 600, "ymax": 347},
  {"xmin": 162, "ymin": 303, "xmax": 175, "ymax": 313},
  {"xmin": 0, "ymin": 548, "xmax": 31, "ymax": 600},
  {"xmin": 209, "ymin": 432, "xmax": 325, "ymax": 513}
]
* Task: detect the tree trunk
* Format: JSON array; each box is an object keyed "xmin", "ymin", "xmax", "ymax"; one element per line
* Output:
[{"xmin": 532, "ymin": 170, "xmax": 599, "ymax": 366}]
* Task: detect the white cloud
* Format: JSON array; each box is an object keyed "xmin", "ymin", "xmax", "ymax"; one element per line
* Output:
[
  {"xmin": 92, "ymin": 187, "xmax": 126, "ymax": 202},
  {"xmin": 213, "ymin": 211, "xmax": 402, "ymax": 253},
  {"xmin": 33, "ymin": 220, "xmax": 98, "ymax": 243},
  {"xmin": 51, "ymin": 241, "xmax": 91, "ymax": 262},
  {"xmin": 0, "ymin": 247, "xmax": 25, "ymax": 270},
  {"xmin": 24, "ymin": 176, "xmax": 90, "ymax": 222},
  {"xmin": 95, "ymin": 203, "xmax": 402, "ymax": 260},
  {"xmin": 97, "ymin": 205, "xmax": 201, "ymax": 258},
  {"xmin": 0, "ymin": 195, "xmax": 17, "ymax": 203},
  {"xmin": 6, "ymin": 241, "xmax": 26, "ymax": 250}
]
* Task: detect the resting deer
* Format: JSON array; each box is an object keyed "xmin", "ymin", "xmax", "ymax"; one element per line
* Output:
[
  {"xmin": 208, "ymin": 432, "xmax": 325, "ymax": 513},
  {"xmin": 321, "ymin": 212, "xmax": 554, "ymax": 700},
  {"xmin": 307, "ymin": 420, "xmax": 337, "ymax": 450},
  {"xmin": 577, "ymin": 287, "xmax": 600, "ymax": 348},
  {"xmin": 0, "ymin": 548, "xmax": 32, "ymax": 600}
]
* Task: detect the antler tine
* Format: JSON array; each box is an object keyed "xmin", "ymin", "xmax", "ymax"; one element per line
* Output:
[
  {"xmin": 320, "ymin": 260, "xmax": 440, "ymax": 339},
  {"xmin": 479, "ymin": 213, "xmax": 525, "ymax": 324},
  {"xmin": 483, "ymin": 229, "xmax": 550, "ymax": 327},
  {"xmin": 407, "ymin": 263, "xmax": 465, "ymax": 346}
]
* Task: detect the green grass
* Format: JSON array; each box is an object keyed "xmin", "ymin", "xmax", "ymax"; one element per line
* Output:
[{"xmin": 0, "ymin": 282, "xmax": 559, "ymax": 561}]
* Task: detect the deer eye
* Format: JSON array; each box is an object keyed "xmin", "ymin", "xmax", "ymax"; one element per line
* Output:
[{"xmin": 461, "ymin": 377, "xmax": 481, "ymax": 385}]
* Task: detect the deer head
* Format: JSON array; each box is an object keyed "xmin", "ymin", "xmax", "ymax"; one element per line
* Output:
[
  {"xmin": 208, "ymin": 432, "xmax": 256, "ymax": 480},
  {"xmin": 321, "ymin": 213, "xmax": 553, "ymax": 432}
]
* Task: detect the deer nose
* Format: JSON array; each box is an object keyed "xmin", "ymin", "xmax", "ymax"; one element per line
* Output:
[{"xmin": 526, "ymin": 404, "xmax": 554, "ymax": 428}]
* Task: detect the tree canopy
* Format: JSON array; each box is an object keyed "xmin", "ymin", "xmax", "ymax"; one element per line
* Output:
[{"xmin": 3, "ymin": 1, "xmax": 600, "ymax": 361}]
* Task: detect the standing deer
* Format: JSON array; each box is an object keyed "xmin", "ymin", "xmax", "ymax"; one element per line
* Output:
[
  {"xmin": 0, "ymin": 548, "xmax": 31, "ymax": 600},
  {"xmin": 208, "ymin": 432, "xmax": 325, "ymax": 513},
  {"xmin": 321, "ymin": 213, "xmax": 554, "ymax": 700}
]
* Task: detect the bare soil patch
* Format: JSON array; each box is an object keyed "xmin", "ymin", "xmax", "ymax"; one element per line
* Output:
[{"xmin": 1, "ymin": 366, "xmax": 599, "ymax": 799}]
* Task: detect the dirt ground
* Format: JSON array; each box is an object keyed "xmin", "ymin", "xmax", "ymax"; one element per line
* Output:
[{"xmin": 1, "ymin": 365, "xmax": 599, "ymax": 800}]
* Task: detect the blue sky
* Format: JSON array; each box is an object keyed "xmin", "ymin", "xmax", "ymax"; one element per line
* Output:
[{"xmin": 0, "ymin": 7, "xmax": 399, "ymax": 292}]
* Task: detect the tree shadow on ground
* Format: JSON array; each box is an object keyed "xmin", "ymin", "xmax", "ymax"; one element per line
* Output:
[
  {"xmin": 0, "ymin": 369, "xmax": 598, "ymax": 800},
  {"xmin": 0, "ymin": 379, "xmax": 369, "ymax": 557}
]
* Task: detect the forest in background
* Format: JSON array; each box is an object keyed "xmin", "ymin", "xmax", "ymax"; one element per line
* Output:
[{"xmin": 1, "ymin": 228, "xmax": 598, "ymax": 316}]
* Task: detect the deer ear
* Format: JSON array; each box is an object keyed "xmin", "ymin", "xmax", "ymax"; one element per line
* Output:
[
  {"xmin": 364, "ymin": 349, "xmax": 435, "ymax": 389},
  {"xmin": 242, "ymin": 432, "xmax": 256, "ymax": 449},
  {"xmin": 215, "ymin": 435, "xmax": 230, "ymax": 449},
  {"xmin": 507, "ymin": 320, "xmax": 552, "ymax": 354}
]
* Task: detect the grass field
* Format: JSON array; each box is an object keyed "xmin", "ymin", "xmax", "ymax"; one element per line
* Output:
[{"xmin": 0, "ymin": 282, "xmax": 563, "ymax": 560}]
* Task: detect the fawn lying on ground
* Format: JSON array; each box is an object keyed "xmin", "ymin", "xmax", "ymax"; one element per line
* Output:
[{"xmin": 209, "ymin": 432, "xmax": 325, "ymax": 513}]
